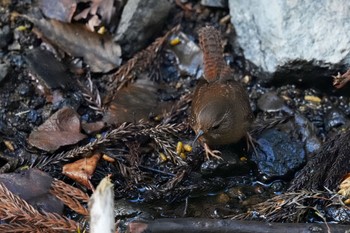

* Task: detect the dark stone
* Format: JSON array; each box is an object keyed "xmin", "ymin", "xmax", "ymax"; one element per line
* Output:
[
  {"xmin": 24, "ymin": 48, "xmax": 73, "ymax": 90},
  {"xmin": 257, "ymin": 91, "xmax": 287, "ymax": 112},
  {"xmin": 0, "ymin": 169, "xmax": 64, "ymax": 214},
  {"xmin": 0, "ymin": 62, "xmax": 10, "ymax": 83},
  {"xmin": 252, "ymin": 129, "xmax": 306, "ymax": 180},
  {"xmin": 324, "ymin": 108, "xmax": 348, "ymax": 131},
  {"xmin": 326, "ymin": 206, "xmax": 350, "ymax": 224},
  {"xmin": 17, "ymin": 82, "xmax": 33, "ymax": 96},
  {"xmin": 201, "ymin": 0, "xmax": 228, "ymax": 8},
  {"xmin": 293, "ymin": 114, "xmax": 322, "ymax": 154},
  {"xmin": 201, "ymin": 146, "xmax": 255, "ymax": 178},
  {"xmin": 0, "ymin": 25, "xmax": 12, "ymax": 49},
  {"xmin": 272, "ymin": 60, "xmax": 347, "ymax": 94},
  {"xmin": 27, "ymin": 109, "xmax": 41, "ymax": 124},
  {"xmin": 115, "ymin": 0, "xmax": 172, "ymax": 56}
]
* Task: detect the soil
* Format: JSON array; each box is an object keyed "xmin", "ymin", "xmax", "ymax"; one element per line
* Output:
[{"xmin": 1, "ymin": 0, "xmax": 350, "ymax": 231}]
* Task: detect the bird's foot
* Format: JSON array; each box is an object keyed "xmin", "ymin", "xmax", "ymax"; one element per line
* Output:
[{"xmin": 204, "ymin": 143, "xmax": 222, "ymax": 160}]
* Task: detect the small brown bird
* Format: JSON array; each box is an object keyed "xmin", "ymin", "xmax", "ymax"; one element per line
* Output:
[{"xmin": 190, "ymin": 26, "xmax": 253, "ymax": 159}]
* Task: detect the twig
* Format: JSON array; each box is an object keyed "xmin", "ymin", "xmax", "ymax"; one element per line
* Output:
[
  {"xmin": 33, "ymin": 122, "xmax": 186, "ymax": 168},
  {"xmin": 51, "ymin": 179, "xmax": 89, "ymax": 202},
  {"xmin": 78, "ymin": 72, "xmax": 103, "ymax": 114},
  {"xmin": 0, "ymin": 223, "xmax": 55, "ymax": 233},
  {"xmin": 104, "ymin": 25, "xmax": 180, "ymax": 106},
  {"xmin": 0, "ymin": 182, "xmax": 79, "ymax": 232},
  {"xmin": 50, "ymin": 179, "xmax": 89, "ymax": 216},
  {"xmin": 233, "ymin": 190, "xmax": 343, "ymax": 223},
  {"xmin": 333, "ymin": 69, "xmax": 350, "ymax": 89}
]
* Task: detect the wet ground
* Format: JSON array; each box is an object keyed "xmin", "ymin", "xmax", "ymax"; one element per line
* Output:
[{"xmin": 0, "ymin": 0, "xmax": 350, "ymax": 231}]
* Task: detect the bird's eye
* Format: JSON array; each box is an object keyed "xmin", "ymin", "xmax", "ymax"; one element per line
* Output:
[{"xmin": 211, "ymin": 123, "xmax": 220, "ymax": 130}]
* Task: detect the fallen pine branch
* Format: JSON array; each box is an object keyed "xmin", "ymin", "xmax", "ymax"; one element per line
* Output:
[{"xmin": 127, "ymin": 218, "xmax": 350, "ymax": 233}]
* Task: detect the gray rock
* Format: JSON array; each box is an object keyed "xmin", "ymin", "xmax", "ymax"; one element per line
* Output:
[
  {"xmin": 0, "ymin": 25, "xmax": 11, "ymax": 49},
  {"xmin": 229, "ymin": 1, "xmax": 350, "ymax": 76},
  {"xmin": 0, "ymin": 62, "xmax": 10, "ymax": 83},
  {"xmin": 324, "ymin": 108, "xmax": 348, "ymax": 131},
  {"xmin": 201, "ymin": 0, "xmax": 227, "ymax": 8},
  {"xmin": 115, "ymin": 0, "xmax": 172, "ymax": 55},
  {"xmin": 167, "ymin": 32, "xmax": 203, "ymax": 78},
  {"xmin": 293, "ymin": 114, "xmax": 322, "ymax": 154},
  {"xmin": 257, "ymin": 92, "xmax": 287, "ymax": 112}
]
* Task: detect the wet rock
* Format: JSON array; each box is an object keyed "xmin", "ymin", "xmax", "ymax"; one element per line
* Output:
[
  {"xmin": 0, "ymin": 25, "xmax": 11, "ymax": 49},
  {"xmin": 39, "ymin": 0, "xmax": 76, "ymax": 22},
  {"xmin": 324, "ymin": 108, "xmax": 348, "ymax": 131},
  {"xmin": 167, "ymin": 32, "xmax": 203, "ymax": 78},
  {"xmin": 229, "ymin": 1, "xmax": 350, "ymax": 81},
  {"xmin": 304, "ymin": 136, "xmax": 322, "ymax": 155},
  {"xmin": 0, "ymin": 62, "xmax": 10, "ymax": 83},
  {"xmin": 17, "ymin": 82, "xmax": 33, "ymax": 96},
  {"xmin": 0, "ymin": 169, "xmax": 63, "ymax": 214},
  {"xmin": 252, "ymin": 129, "xmax": 306, "ymax": 180},
  {"xmin": 115, "ymin": 0, "xmax": 172, "ymax": 55},
  {"xmin": 114, "ymin": 198, "xmax": 153, "ymax": 220},
  {"xmin": 293, "ymin": 114, "xmax": 322, "ymax": 154},
  {"xmin": 326, "ymin": 206, "xmax": 350, "ymax": 224},
  {"xmin": 7, "ymin": 33, "xmax": 21, "ymax": 50},
  {"xmin": 24, "ymin": 48, "xmax": 73, "ymax": 90},
  {"xmin": 8, "ymin": 53, "xmax": 25, "ymax": 68},
  {"xmin": 27, "ymin": 109, "xmax": 41, "ymax": 125},
  {"xmin": 201, "ymin": 0, "xmax": 228, "ymax": 8},
  {"xmin": 201, "ymin": 155, "xmax": 254, "ymax": 177},
  {"xmin": 257, "ymin": 92, "xmax": 289, "ymax": 113}
]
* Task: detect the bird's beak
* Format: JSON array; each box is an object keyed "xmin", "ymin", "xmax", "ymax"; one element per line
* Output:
[{"xmin": 192, "ymin": 129, "xmax": 204, "ymax": 147}]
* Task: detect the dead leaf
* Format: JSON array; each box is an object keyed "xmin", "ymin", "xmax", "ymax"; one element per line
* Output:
[
  {"xmin": 338, "ymin": 173, "xmax": 350, "ymax": 198},
  {"xmin": 81, "ymin": 121, "xmax": 105, "ymax": 134},
  {"xmin": 29, "ymin": 17, "xmax": 122, "ymax": 72},
  {"xmin": 28, "ymin": 107, "xmax": 86, "ymax": 152},
  {"xmin": 103, "ymin": 79, "xmax": 171, "ymax": 125},
  {"xmin": 25, "ymin": 47, "xmax": 72, "ymax": 90},
  {"xmin": 62, "ymin": 153, "xmax": 101, "ymax": 190},
  {"xmin": 333, "ymin": 69, "xmax": 350, "ymax": 89}
]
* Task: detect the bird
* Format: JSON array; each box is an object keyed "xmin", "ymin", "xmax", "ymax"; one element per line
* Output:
[{"xmin": 190, "ymin": 26, "xmax": 253, "ymax": 159}]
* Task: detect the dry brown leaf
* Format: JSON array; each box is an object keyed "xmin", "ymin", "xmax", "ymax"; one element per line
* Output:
[
  {"xmin": 29, "ymin": 17, "xmax": 122, "ymax": 72},
  {"xmin": 333, "ymin": 69, "xmax": 350, "ymax": 89},
  {"xmin": 62, "ymin": 153, "xmax": 101, "ymax": 190},
  {"xmin": 81, "ymin": 121, "xmax": 105, "ymax": 134},
  {"xmin": 338, "ymin": 173, "xmax": 350, "ymax": 198},
  {"xmin": 103, "ymin": 79, "xmax": 172, "ymax": 125},
  {"xmin": 28, "ymin": 107, "xmax": 86, "ymax": 152}
]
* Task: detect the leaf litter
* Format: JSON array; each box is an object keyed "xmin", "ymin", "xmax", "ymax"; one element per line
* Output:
[
  {"xmin": 25, "ymin": 15, "xmax": 122, "ymax": 72},
  {"xmin": 28, "ymin": 107, "xmax": 86, "ymax": 152}
]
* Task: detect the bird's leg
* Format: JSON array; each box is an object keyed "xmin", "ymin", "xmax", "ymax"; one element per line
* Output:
[
  {"xmin": 203, "ymin": 143, "xmax": 222, "ymax": 160},
  {"xmin": 246, "ymin": 133, "xmax": 258, "ymax": 156}
]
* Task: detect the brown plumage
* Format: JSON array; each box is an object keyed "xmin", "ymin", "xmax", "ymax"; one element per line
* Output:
[{"xmin": 190, "ymin": 26, "xmax": 253, "ymax": 158}]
